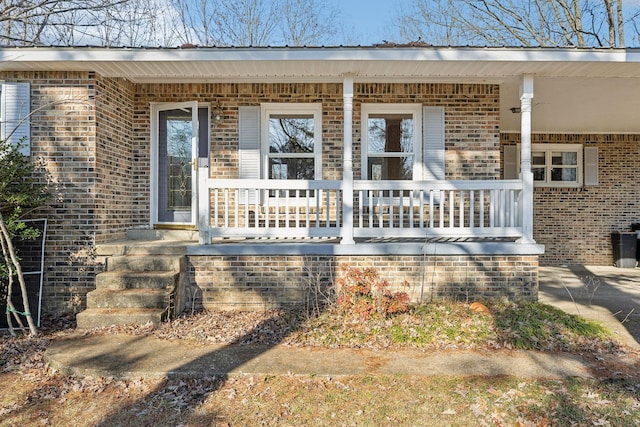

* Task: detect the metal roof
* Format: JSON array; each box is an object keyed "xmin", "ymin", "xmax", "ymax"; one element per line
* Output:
[{"xmin": 2, "ymin": 46, "xmax": 640, "ymax": 83}]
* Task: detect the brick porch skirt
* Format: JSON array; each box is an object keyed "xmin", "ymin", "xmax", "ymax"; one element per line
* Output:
[{"xmin": 189, "ymin": 254, "xmax": 539, "ymax": 310}]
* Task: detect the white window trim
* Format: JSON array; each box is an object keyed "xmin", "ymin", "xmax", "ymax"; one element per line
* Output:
[
  {"xmin": 361, "ymin": 103, "xmax": 423, "ymax": 180},
  {"xmin": 518, "ymin": 143, "xmax": 583, "ymax": 188},
  {"xmin": 260, "ymin": 103, "xmax": 323, "ymax": 182}
]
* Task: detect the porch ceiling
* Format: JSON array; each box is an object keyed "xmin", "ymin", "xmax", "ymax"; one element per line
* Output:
[{"xmin": 2, "ymin": 46, "xmax": 640, "ymax": 133}]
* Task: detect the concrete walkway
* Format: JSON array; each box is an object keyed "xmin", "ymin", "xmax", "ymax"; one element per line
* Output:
[
  {"xmin": 539, "ymin": 265, "xmax": 640, "ymax": 350},
  {"xmin": 44, "ymin": 265, "xmax": 640, "ymax": 380},
  {"xmin": 46, "ymin": 334, "xmax": 602, "ymax": 380}
]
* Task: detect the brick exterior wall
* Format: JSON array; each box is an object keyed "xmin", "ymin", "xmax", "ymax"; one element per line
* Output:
[
  {"xmin": 355, "ymin": 83, "xmax": 501, "ymax": 180},
  {"xmin": 502, "ymin": 133, "xmax": 640, "ymax": 265},
  {"xmin": 95, "ymin": 75, "xmax": 137, "ymax": 242},
  {"xmin": 0, "ymin": 73, "xmax": 556, "ymax": 314},
  {"xmin": 189, "ymin": 254, "xmax": 539, "ymax": 310},
  {"xmin": 1, "ymin": 71, "xmax": 99, "ymax": 312},
  {"xmin": 1, "ymin": 72, "xmax": 140, "ymax": 313},
  {"xmin": 133, "ymin": 82, "xmax": 501, "ymax": 190}
]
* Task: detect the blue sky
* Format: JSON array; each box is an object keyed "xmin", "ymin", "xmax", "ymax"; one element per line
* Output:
[{"xmin": 335, "ymin": 0, "xmax": 400, "ymax": 45}]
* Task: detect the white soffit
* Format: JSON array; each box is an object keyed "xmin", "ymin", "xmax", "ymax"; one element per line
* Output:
[
  {"xmin": 500, "ymin": 76, "xmax": 640, "ymax": 133},
  {"xmin": 2, "ymin": 47, "xmax": 640, "ymax": 82}
]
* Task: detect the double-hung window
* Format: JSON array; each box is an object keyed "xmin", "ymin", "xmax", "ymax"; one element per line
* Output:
[
  {"xmin": 532, "ymin": 145, "xmax": 582, "ymax": 186},
  {"xmin": 361, "ymin": 104, "xmax": 423, "ymax": 181},
  {"xmin": 261, "ymin": 103, "xmax": 322, "ymax": 198}
]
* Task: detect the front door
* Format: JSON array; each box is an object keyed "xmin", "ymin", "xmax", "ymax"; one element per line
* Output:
[{"xmin": 152, "ymin": 102, "xmax": 202, "ymax": 228}]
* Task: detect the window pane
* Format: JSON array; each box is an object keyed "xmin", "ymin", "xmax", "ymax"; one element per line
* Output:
[
  {"xmin": 269, "ymin": 158, "xmax": 315, "ymax": 180},
  {"xmin": 532, "ymin": 167, "xmax": 545, "ymax": 181},
  {"xmin": 368, "ymin": 157, "xmax": 413, "ymax": 180},
  {"xmin": 551, "ymin": 167, "xmax": 577, "ymax": 182},
  {"xmin": 532, "ymin": 152, "xmax": 546, "ymax": 166},
  {"xmin": 269, "ymin": 115, "xmax": 314, "ymax": 154},
  {"xmin": 551, "ymin": 151, "xmax": 577, "ymax": 166},
  {"xmin": 367, "ymin": 114, "xmax": 413, "ymax": 154}
]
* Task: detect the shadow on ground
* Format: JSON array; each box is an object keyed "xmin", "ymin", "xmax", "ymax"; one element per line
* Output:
[{"xmin": 539, "ymin": 265, "xmax": 640, "ymax": 348}]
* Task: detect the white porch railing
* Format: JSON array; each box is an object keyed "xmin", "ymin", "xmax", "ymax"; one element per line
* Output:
[
  {"xmin": 198, "ymin": 167, "xmax": 523, "ymax": 244},
  {"xmin": 198, "ymin": 173, "xmax": 343, "ymax": 242},
  {"xmin": 353, "ymin": 180, "xmax": 522, "ymax": 239}
]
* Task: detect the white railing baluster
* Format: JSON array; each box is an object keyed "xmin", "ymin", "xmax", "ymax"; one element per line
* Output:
[
  {"xmin": 459, "ymin": 190, "xmax": 464, "ymax": 228},
  {"xmin": 427, "ymin": 190, "xmax": 433, "ymax": 229},
  {"xmin": 499, "ymin": 190, "xmax": 507, "ymax": 227},
  {"xmin": 213, "ymin": 188, "xmax": 219, "ymax": 228},
  {"xmin": 439, "ymin": 190, "xmax": 445, "ymax": 228},
  {"xmin": 254, "ymin": 190, "xmax": 259, "ymax": 228},
  {"xmin": 469, "ymin": 190, "xmax": 475, "ymax": 229},
  {"xmin": 315, "ymin": 188, "xmax": 321, "ymax": 228},
  {"xmin": 325, "ymin": 188, "xmax": 331, "ymax": 229},
  {"xmin": 305, "ymin": 189, "xmax": 310, "ymax": 228},
  {"xmin": 489, "ymin": 190, "xmax": 498, "ymax": 228},
  {"xmin": 410, "ymin": 190, "xmax": 415, "ymax": 229},
  {"xmin": 479, "ymin": 190, "xmax": 485, "ymax": 229},
  {"xmin": 399, "ymin": 190, "xmax": 404, "ymax": 229},
  {"xmin": 224, "ymin": 189, "xmax": 229, "ymax": 228},
  {"xmin": 201, "ymin": 179, "xmax": 523, "ymax": 241},
  {"xmin": 244, "ymin": 189, "xmax": 249, "ymax": 228},
  {"xmin": 448, "ymin": 190, "xmax": 454, "ymax": 228},
  {"xmin": 358, "ymin": 189, "xmax": 363, "ymax": 228},
  {"xmin": 275, "ymin": 190, "xmax": 280, "ymax": 228},
  {"xmin": 368, "ymin": 190, "xmax": 374, "ymax": 228}
]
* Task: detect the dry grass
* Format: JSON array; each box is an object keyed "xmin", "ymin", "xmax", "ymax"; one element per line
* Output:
[{"xmin": 1, "ymin": 304, "xmax": 640, "ymax": 426}]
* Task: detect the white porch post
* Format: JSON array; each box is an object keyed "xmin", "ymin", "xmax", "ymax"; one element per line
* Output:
[
  {"xmin": 519, "ymin": 75, "xmax": 536, "ymax": 243},
  {"xmin": 198, "ymin": 165, "xmax": 210, "ymax": 244},
  {"xmin": 341, "ymin": 76, "xmax": 355, "ymax": 244}
]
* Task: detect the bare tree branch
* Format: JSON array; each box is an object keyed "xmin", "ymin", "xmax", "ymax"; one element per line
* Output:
[{"xmin": 393, "ymin": 0, "xmax": 639, "ymax": 47}]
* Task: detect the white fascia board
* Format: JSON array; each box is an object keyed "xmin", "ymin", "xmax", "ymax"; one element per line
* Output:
[
  {"xmin": 1, "ymin": 47, "xmax": 639, "ymax": 82},
  {"xmin": 0, "ymin": 46, "xmax": 635, "ymax": 63}
]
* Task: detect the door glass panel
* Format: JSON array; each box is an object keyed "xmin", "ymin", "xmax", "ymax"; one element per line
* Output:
[{"xmin": 158, "ymin": 108, "xmax": 193, "ymax": 223}]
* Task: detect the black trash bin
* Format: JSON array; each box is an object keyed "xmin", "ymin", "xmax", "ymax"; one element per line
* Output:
[
  {"xmin": 611, "ymin": 231, "xmax": 638, "ymax": 268},
  {"xmin": 632, "ymin": 223, "xmax": 640, "ymax": 263}
]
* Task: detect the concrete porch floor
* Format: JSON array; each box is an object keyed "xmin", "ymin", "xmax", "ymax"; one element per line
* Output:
[{"xmin": 539, "ymin": 265, "xmax": 640, "ymax": 349}]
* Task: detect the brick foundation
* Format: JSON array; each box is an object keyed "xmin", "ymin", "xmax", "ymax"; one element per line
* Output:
[{"xmin": 189, "ymin": 254, "xmax": 539, "ymax": 310}]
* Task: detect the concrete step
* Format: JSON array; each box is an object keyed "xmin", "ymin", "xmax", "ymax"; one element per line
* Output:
[
  {"xmin": 106, "ymin": 255, "xmax": 184, "ymax": 272},
  {"xmin": 86, "ymin": 288, "xmax": 170, "ymax": 309},
  {"xmin": 96, "ymin": 271, "xmax": 179, "ymax": 290},
  {"xmin": 96, "ymin": 241, "xmax": 191, "ymax": 257},
  {"xmin": 76, "ymin": 308, "xmax": 168, "ymax": 329},
  {"xmin": 126, "ymin": 229, "xmax": 199, "ymax": 241}
]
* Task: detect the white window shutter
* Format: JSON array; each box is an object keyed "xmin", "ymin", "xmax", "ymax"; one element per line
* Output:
[
  {"xmin": 423, "ymin": 106, "xmax": 445, "ymax": 180},
  {"xmin": 503, "ymin": 145, "xmax": 519, "ymax": 179},
  {"xmin": 238, "ymin": 106, "xmax": 261, "ymax": 204},
  {"xmin": 1, "ymin": 82, "xmax": 30, "ymax": 156},
  {"xmin": 584, "ymin": 146, "xmax": 598, "ymax": 186}
]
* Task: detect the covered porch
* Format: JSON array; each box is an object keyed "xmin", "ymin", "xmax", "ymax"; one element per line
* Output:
[{"xmin": 195, "ymin": 74, "xmax": 538, "ymax": 248}]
